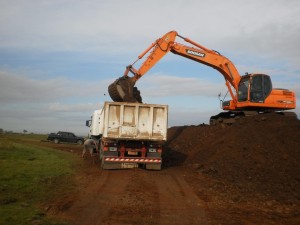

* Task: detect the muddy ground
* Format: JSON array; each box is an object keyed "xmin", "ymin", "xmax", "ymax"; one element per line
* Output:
[{"xmin": 46, "ymin": 113, "xmax": 300, "ymax": 225}]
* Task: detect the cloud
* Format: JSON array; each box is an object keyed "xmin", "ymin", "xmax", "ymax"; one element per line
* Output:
[
  {"xmin": 0, "ymin": 68, "xmax": 224, "ymax": 133},
  {"xmin": 224, "ymin": 21, "xmax": 300, "ymax": 67},
  {"xmin": 0, "ymin": 69, "xmax": 225, "ymax": 105},
  {"xmin": 0, "ymin": 70, "xmax": 111, "ymax": 104},
  {"xmin": 0, "ymin": 71, "xmax": 68, "ymax": 103},
  {"xmin": 0, "ymin": 0, "xmax": 299, "ymax": 134},
  {"xmin": 47, "ymin": 102, "xmax": 100, "ymax": 113},
  {"xmin": 1, "ymin": 0, "xmax": 299, "ymax": 60},
  {"xmin": 0, "ymin": 70, "xmax": 106, "ymax": 134},
  {"xmin": 138, "ymin": 73, "xmax": 225, "ymax": 97}
]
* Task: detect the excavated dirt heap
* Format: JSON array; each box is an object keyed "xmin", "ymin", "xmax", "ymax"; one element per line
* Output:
[{"xmin": 165, "ymin": 113, "xmax": 300, "ymax": 203}]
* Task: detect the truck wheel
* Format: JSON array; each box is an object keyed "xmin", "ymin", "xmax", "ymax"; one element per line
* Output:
[
  {"xmin": 54, "ymin": 139, "xmax": 59, "ymax": 144},
  {"xmin": 100, "ymin": 157, "xmax": 106, "ymax": 169},
  {"xmin": 99, "ymin": 150, "xmax": 103, "ymax": 162},
  {"xmin": 77, "ymin": 140, "xmax": 83, "ymax": 145}
]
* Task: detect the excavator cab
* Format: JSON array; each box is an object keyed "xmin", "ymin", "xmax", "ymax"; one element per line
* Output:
[{"xmin": 238, "ymin": 74, "xmax": 272, "ymax": 103}]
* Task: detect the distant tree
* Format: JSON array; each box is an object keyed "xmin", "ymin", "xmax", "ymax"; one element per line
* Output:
[
  {"xmin": 23, "ymin": 129, "xmax": 28, "ymax": 134},
  {"xmin": 0, "ymin": 128, "xmax": 3, "ymax": 134}
]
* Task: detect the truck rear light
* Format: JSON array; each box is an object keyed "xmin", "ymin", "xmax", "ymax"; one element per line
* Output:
[
  {"xmin": 103, "ymin": 146, "xmax": 109, "ymax": 151},
  {"xmin": 157, "ymin": 148, "xmax": 162, "ymax": 153}
]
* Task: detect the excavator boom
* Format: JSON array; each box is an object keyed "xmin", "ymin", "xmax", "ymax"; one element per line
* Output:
[
  {"xmin": 108, "ymin": 30, "xmax": 241, "ymax": 103},
  {"xmin": 108, "ymin": 31, "xmax": 296, "ymax": 114}
]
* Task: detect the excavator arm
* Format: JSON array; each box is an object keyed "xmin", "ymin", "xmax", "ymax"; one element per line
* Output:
[
  {"xmin": 108, "ymin": 31, "xmax": 295, "ymax": 115},
  {"xmin": 108, "ymin": 30, "xmax": 241, "ymax": 103}
]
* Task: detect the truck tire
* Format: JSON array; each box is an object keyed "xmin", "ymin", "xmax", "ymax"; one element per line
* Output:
[
  {"xmin": 101, "ymin": 158, "xmax": 109, "ymax": 169},
  {"xmin": 54, "ymin": 139, "xmax": 59, "ymax": 144},
  {"xmin": 77, "ymin": 140, "xmax": 83, "ymax": 145},
  {"xmin": 100, "ymin": 153, "xmax": 105, "ymax": 169}
]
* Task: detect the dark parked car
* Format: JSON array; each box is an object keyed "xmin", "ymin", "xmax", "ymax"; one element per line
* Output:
[{"xmin": 47, "ymin": 131, "xmax": 84, "ymax": 145}]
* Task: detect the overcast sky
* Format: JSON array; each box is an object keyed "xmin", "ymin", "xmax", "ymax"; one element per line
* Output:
[{"xmin": 0, "ymin": 0, "xmax": 299, "ymax": 135}]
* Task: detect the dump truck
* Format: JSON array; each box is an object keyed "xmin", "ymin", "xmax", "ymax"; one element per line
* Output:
[{"xmin": 86, "ymin": 101, "xmax": 168, "ymax": 170}]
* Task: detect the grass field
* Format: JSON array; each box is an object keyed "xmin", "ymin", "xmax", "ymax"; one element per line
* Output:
[{"xmin": 0, "ymin": 133, "xmax": 79, "ymax": 225}]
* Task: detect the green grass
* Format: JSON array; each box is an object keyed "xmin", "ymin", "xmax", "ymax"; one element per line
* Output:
[{"xmin": 0, "ymin": 134, "xmax": 77, "ymax": 225}]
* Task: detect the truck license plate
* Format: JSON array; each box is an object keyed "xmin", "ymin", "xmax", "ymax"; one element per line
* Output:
[{"xmin": 121, "ymin": 163, "xmax": 138, "ymax": 169}]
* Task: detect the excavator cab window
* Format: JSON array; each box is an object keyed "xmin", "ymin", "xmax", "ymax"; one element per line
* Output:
[
  {"xmin": 250, "ymin": 74, "xmax": 272, "ymax": 102},
  {"xmin": 238, "ymin": 77, "xmax": 249, "ymax": 102}
]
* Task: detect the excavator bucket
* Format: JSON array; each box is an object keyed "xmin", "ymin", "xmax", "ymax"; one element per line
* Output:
[{"xmin": 108, "ymin": 76, "xmax": 143, "ymax": 103}]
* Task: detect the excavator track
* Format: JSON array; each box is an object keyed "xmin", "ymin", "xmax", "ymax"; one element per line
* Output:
[{"xmin": 209, "ymin": 110, "xmax": 297, "ymax": 125}]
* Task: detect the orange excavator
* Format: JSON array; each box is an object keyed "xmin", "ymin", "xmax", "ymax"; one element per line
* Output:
[{"xmin": 108, "ymin": 30, "xmax": 296, "ymax": 123}]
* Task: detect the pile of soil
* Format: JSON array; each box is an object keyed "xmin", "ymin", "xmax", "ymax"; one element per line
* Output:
[{"xmin": 165, "ymin": 113, "xmax": 300, "ymax": 223}]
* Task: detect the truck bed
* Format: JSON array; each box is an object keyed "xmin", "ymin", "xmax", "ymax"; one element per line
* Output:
[{"xmin": 102, "ymin": 102, "xmax": 168, "ymax": 141}]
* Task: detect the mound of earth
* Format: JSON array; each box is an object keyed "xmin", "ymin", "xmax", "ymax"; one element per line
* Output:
[{"xmin": 165, "ymin": 113, "xmax": 300, "ymax": 224}]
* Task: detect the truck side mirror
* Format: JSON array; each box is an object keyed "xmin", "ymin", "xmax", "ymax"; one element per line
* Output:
[{"xmin": 86, "ymin": 120, "xmax": 91, "ymax": 127}]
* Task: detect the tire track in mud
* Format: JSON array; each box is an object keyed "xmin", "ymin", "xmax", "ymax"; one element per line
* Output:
[
  {"xmin": 99, "ymin": 167, "xmax": 208, "ymax": 225},
  {"xmin": 100, "ymin": 169, "xmax": 160, "ymax": 225},
  {"xmin": 58, "ymin": 165, "xmax": 208, "ymax": 225},
  {"xmin": 60, "ymin": 169, "xmax": 132, "ymax": 225},
  {"xmin": 154, "ymin": 167, "xmax": 209, "ymax": 225}
]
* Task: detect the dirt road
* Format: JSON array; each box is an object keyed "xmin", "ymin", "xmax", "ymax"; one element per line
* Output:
[{"xmin": 53, "ymin": 162, "xmax": 208, "ymax": 225}]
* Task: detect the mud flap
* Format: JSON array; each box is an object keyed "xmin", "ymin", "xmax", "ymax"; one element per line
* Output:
[{"xmin": 145, "ymin": 163, "xmax": 162, "ymax": 171}]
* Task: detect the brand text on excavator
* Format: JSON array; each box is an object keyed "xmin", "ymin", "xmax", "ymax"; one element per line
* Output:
[{"xmin": 186, "ymin": 49, "xmax": 205, "ymax": 57}]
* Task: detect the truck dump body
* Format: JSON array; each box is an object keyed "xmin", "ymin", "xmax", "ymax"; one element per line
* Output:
[
  {"xmin": 93, "ymin": 102, "xmax": 168, "ymax": 170},
  {"xmin": 102, "ymin": 102, "xmax": 168, "ymax": 141}
]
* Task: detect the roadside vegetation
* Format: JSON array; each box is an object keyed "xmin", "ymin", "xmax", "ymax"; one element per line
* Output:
[{"xmin": 0, "ymin": 133, "xmax": 79, "ymax": 225}]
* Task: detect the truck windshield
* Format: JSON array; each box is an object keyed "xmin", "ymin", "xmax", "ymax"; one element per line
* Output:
[{"xmin": 238, "ymin": 77, "xmax": 249, "ymax": 102}]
